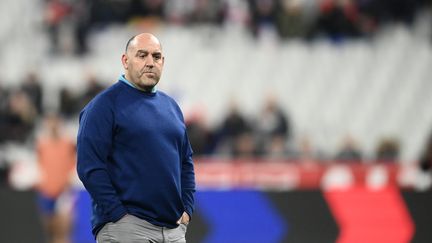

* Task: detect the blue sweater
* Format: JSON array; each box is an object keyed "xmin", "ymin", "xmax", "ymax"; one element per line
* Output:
[{"xmin": 77, "ymin": 80, "xmax": 195, "ymax": 236}]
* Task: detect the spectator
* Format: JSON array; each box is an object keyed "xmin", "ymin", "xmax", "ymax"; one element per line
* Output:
[
  {"xmin": 78, "ymin": 73, "xmax": 105, "ymax": 110},
  {"xmin": 164, "ymin": 0, "xmax": 196, "ymax": 24},
  {"xmin": 36, "ymin": 113, "xmax": 76, "ymax": 243},
  {"xmin": 0, "ymin": 157, "xmax": 8, "ymax": 187},
  {"xmin": 188, "ymin": 0, "xmax": 226, "ymax": 25},
  {"xmin": 233, "ymin": 132, "xmax": 256, "ymax": 158},
  {"xmin": 21, "ymin": 72, "xmax": 44, "ymax": 115},
  {"xmin": 127, "ymin": 0, "xmax": 166, "ymax": 29},
  {"xmin": 255, "ymin": 95, "xmax": 291, "ymax": 157},
  {"xmin": 289, "ymin": 135, "xmax": 325, "ymax": 162},
  {"xmin": 420, "ymin": 131, "xmax": 432, "ymax": 172},
  {"xmin": 335, "ymin": 134, "xmax": 363, "ymax": 162},
  {"xmin": 0, "ymin": 79, "xmax": 9, "ymax": 114},
  {"xmin": 375, "ymin": 137, "xmax": 400, "ymax": 162},
  {"xmin": 0, "ymin": 91, "xmax": 37, "ymax": 143},
  {"xmin": 59, "ymin": 87, "xmax": 79, "ymax": 118},
  {"xmin": 70, "ymin": 0, "xmax": 92, "ymax": 55},
  {"xmin": 216, "ymin": 102, "xmax": 254, "ymax": 157},
  {"xmin": 44, "ymin": 0, "xmax": 72, "ymax": 54},
  {"xmin": 90, "ymin": 0, "xmax": 132, "ymax": 24},
  {"xmin": 266, "ymin": 135, "xmax": 289, "ymax": 159},
  {"xmin": 275, "ymin": 0, "xmax": 309, "ymax": 39},
  {"xmin": 248, "ymin": 0, "xmax": 277, "ymax": 38},
  {"xmin": 223, "ymin": 0, "xmax": 250, "ymax": 28},
  {"xmin": 308, "ymin": 0, "xmax": 361, "ymax": 42},
  {"xmin": 129, "ymin": 0, "xmax": 165, "ymax": 19},
  {"xmin": 384, "ymin": 0, "xmax": 418, "ymax": 25},
  {"xmin": 185, "ymin": 109, "xmax": 213, "ymax": 156}
]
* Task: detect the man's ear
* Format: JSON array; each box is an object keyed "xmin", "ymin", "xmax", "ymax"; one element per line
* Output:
[{"xmin": 121, "ymin": 54, "xmax": 128, "ymax": 69}]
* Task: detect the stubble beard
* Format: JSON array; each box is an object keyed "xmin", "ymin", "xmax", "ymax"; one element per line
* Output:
[{"xmin": 137, "ymin": 73, "xmax": 159, "ymax": 92}]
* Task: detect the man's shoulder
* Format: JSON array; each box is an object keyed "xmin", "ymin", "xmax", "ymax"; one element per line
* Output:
[
  {"xmin": 97, "ymin": 81, "xmax": 124, "ymax": 99},
  {"xmin": 157, "ymin": 91, "xmax": 178, "ymax": 105},
  {"xmin": 157, "ymin": 91, "xmax": 184, "ymax": 119}
]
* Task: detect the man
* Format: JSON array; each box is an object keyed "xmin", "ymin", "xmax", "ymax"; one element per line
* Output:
[
  {"xmin": 37, "ymin": 113, "xmax": 76, "ymax": 243},
  {"xmin": 77, "ymin": 33, "xmax": 195, "ymax": 243}
]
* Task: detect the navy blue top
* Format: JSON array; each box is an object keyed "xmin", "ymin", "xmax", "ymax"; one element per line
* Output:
[{"xmin": 77, "ymin": 80, "xmax": 195, "ymax": 236}]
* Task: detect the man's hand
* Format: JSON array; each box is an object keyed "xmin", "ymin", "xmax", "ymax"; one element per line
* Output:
[{"xmin": 176, "ymin": 212, "xmax": 190, "ymax": 225}]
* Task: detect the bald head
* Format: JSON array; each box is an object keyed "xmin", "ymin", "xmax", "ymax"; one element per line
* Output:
[{"xmin": 125, "ymin": 33, "xmax": 162, "ymax": 54}]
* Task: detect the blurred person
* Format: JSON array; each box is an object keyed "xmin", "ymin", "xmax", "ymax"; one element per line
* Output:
[
  {"xmin": 0, "ymin": 77, "xmax": 10, "ymax": 182},
  {"xmin": 70, "ymin": 0, "xmax": 92, "ymax": 55},
  {"xmin": 356, "ymin": 0, "xmax": 381, "ymax": 35},
  {"xmin": 383, "ymin": 0, "xmax": 418, "ymax": 25},
  {"xmin": 43, "ymin": 0, "xmax": 72, "ymax": 54},
  {"xmin": 164, "ymin": 0, "xmax": 196, "ymax": 24},
  {"xmin": 216, "ymin": 101, "xmax": 255, "ymax": 157},
  {"xmin": 266, "ymin": 135, "xmax": 289, "ymax": 159},
  {"xmin": 0, "ymin": 157, "xmax": 8, "ymax": 186},
  {"xmin": 0, "ymin": 79, "xmax": 10, "ymax": 114},
  {"xmin": 185, "ymin": 109, "xmax": 213, "ymax": 156},
  {"xmin": 307, "ymin": 0, "xmax": 361, "ymax": 42},
  {"xmin": 77, "ymin": 33, "xmax": 195, "ymax": 242},
  {"xmin": 289, "ymin": 135, "xmax": 322, "ymax": 161},
  {"xmin": 129, "ymin": 0, "xmax": 165, "ymax": 19},
  {"xmin": 78, "ymin": 73, "xmax": 105, "ymax": 110},
  {"xmin": 248, "ymin": 0, "xmax": 278, "ymax": 38},
  {"xmin": 127, "ymin": 0, "xmax": 166, "ymax": 29},
  {"xmin": 21, "ymin": 71, "xmax": 44, "ymax": 115},
  {"xmin": 375, "ymin": 137, "xmax": 400, "ymax": 162},
  {"xmin": 255, "ymin": 95, "xmax": 291, "ymax": 157},
  {"xmin": 420, "ymin": 131, "xmax": 432, "ymax": 172},
  {"xmin": 275, "ymin": 0, "xmax": 309, "ymax": 39},
  {"xmin": 357, "ymin": 0, "xmax": 418, "ymax": 34},
  {"xmin": 0, "ymin": 91, "xmax": 37, "ymax": 143},
  {"xmin": 36, "ymin": 113, "xmax": 76, "ymax": 243},
  {"xmin": 90, "ymin": 0, "xmax": 132, "ymax": 24},
  {"xmin": 188, "ymin": 0, "xmax": 226, "ymax": 25},
  {"xmin": 234, "ymin": 132, "xmax": 257, "ymax": 158},
  {"xmin": 59, "ymin": 87, "xmax": 79, "ymax": 118},
  {"xmin": 335, "ymin": 134, "xmax": 363, "ymax": 162}
]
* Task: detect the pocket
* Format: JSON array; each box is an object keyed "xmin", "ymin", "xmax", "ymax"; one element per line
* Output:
[{"xmin": 96, "ymin": 223, "xmax": 118, "ymax": 243}]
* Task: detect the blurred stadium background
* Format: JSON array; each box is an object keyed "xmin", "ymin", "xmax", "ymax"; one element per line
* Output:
[{"xmin": 0, "ymin": 0, "xmax": 432, "ymax": 242}]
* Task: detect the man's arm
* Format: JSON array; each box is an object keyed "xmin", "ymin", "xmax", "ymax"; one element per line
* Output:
[
  {"xmin": 77, "ymin": 99, "xmax": 127, "ymax": 222},
  {"xmin": 181, "ymin": 131, "xmax": 196, "ymax": 221}
]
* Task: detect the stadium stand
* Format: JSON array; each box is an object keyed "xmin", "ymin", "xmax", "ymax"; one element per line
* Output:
[{"xmin": 2, "ymin": 2, "xmax": 431, "ymax": 162}]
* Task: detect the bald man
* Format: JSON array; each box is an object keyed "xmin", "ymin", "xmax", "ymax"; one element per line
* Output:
[{"xmin": 77, "ymin": 33, "xmax": 195, "ymax": 243}]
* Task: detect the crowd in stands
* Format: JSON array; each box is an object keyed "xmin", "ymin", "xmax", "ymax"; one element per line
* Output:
[
  {"xmin": 43, "ymin": 0, "xmax": 432, "ymax": 55},
  {"xmin": 0, "ymin": 70, "xmax": 404, "ymax": 165}
]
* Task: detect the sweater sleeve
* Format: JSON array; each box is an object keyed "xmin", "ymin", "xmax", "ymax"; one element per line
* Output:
[
  {"xmin": 77, "ymin": 97, "xmax": 127, "ymax": 222},
  {"xmin": 181, "ymin": 131, "xmax": 196, "ymax": 218}
]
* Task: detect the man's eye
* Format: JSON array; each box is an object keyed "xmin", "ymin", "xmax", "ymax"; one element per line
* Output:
[{"xmin": 154, "ymin": 55, "xmax": 161, "ymax": 60}]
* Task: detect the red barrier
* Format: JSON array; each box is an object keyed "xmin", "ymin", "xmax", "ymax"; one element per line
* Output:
[{"xmin": 194, "ymin": 158, "xmax": 418, "ymax": 190}]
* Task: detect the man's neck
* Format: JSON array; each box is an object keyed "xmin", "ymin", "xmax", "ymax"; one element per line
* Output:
[{"xmin": 120, "ymin": 74, "xmax": 157, "ymax": 93}]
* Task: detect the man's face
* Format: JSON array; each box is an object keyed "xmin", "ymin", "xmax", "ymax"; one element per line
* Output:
[{"xmin": 122, "ymin": 35, "xmax": 164, "ymax": 91}]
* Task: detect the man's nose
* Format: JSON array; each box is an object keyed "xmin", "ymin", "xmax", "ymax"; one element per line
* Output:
[{"xmin": 144, "ymin": 56, "xmax": 154, "ymax": 67}]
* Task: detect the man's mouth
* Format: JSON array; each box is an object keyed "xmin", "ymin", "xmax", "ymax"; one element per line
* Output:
[{"xmin": 142, "ymin": 72, "xmax": 156, "ymax": 79}]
